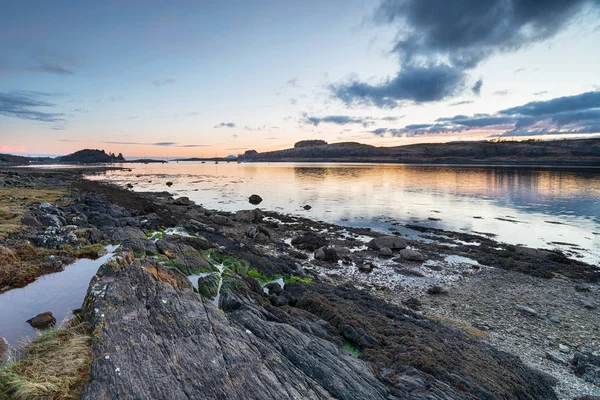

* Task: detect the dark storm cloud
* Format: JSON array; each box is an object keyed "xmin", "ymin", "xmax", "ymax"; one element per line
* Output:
[
  {"xmin": 0, "ymin": 91, "xmax": 64, "ymax": 122},
  {"xmin": 303, "ymin": 114, "xmax": 373, "ymax": 127},
  {"xmin": 371, "ymin": 91, "xmax": 600, "ymax": 137},
  {"xmin": 333, "ymin": 0, "xmax": 598, "ymax": 106},
  {"xmin": 214, "ymin": 122, "xmax": 236, "ymax": 128}
]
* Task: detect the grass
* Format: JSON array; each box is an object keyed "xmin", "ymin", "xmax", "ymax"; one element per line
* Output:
[
  {"xmin": 282, "ymin": 275, "xmax": 313, "ymax": 284},
  {"xmin": 0, "ymin": 188, "xmax": 67, "ymax": 239},
  {"xmin": 0, "ymin": 321, "xmax": 92, "ymax": 400},
  {"xmin": 342, "ymin": 342, "xmax": 362, "ymax": 357},
  {"xmin": 247, "ymin": 269, "xmax": 270, "ymax": 282}
]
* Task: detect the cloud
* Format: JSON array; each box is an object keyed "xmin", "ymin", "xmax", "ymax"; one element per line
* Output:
[
  {"xmin": 515, "ymin": 68, "xmax": 526, "ymax": 73},
  {"xmin": 303, "ymin": 114, "xmax": 374, "ymax": 127},
  {"xmin": 289, "ymin": 97, "xmax": 298, "ymax": 105},
  {"xmin": 152, "ymin": 78, "xmax": 175, "ymax": 87},
  {"xmin": 286, "ymin": 78, "xmax": 299, "ymax": 87},
  {"xmin": 332, "ymin": 0, "xmax": 598, "ymax": 106},
  {"xmin": 0, "ymin": 91, "xmax": 64, "ymax": 122},
  {"xmin": 214, "ymin": 122, "xmax": 236, "ymax": 128},
  {"xmin": 493, "ymin": 90, "xmax": 510, "ymax": 96},
  {"xmin": 450, "ymin": 100, "xmax": 475, "ymax": 106},
  {"xmin": 533, "ymin": 91, "xmax": 548, "ymax": 96},
  {"xmin": 31, "ymin": 61, "xmax": 75, "ymax": 75},
  {"xmin": 104, "ymin": 141, "xmax": 209, "ymax": 147},
  {"xmin": 472, "ymin": 79, "xmax": 483, "ymax": 95},
  {"xmin": 372, "ymin": 91, "xmax": 600, "ymax": 137}
]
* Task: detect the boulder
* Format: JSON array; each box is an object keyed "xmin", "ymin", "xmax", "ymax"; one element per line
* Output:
[
  {"xmin": 315, "ymin": 247, "xmax": 340, "ymax": 263},
  {"xmin": 368, "ymin": 236, "xmax": 407, "ymax": 250},
  {"xmin": 197, "ymin": 274, "xmax": 220, "ymax": 299},
  {"xmin": 572, "ymin": 352, "xmax": 600, "ymax": 385},
  {"xmin": 248, "ymin": 194, "xmax": 263, "ymax": 205},
  {"xmin": 291, "ymin": 233, "xmax": 328, "ymax": 251},
  {"xmin": 166, "ymin": 181, "xmax": 173, "ymax": 187},
  {"xmin": 399, "ymin": 249, "xmax": 425, "ymax": 262},
  {"xmin": 145, "ymin": 264, "xmax": 194, "ymax": 290},
  {"xmin": 266, "ymin": 282, "xmax": 284, "ymax": 295},
  {"xmin": 378, "ymin": 247, "xmax": 393, "ymax": 258},
  {"xmin": 21, "ymin": 215, "xmax": 42, "ymax": 227},
  {"xmin": 235, "ymin": 209, "xmax": 263, "ymax": 223},
  {"xmin": 0, "ymin": 337, "xmax": 8, "ymax": 367},
  {"xmin": 358, "ymin": 262, "xmax": 374, "ymax": 273},
  {"xmin": 173, "ymin": 197, "xmax": 194, "ymax": 206},
  {"xmin": 245, "ymin": 226, "xmax": 271, "ymax": 242},
  {"xmin": 303, "ymin": 205, "xmax": 312, "ymax": 210},
  {"xmin": 26, "ymin": 312, "xmax": 56, "ymax": 329},
  {"xmin": 212, "ymin": 214, "xmax": 234, "ymax": 226}
]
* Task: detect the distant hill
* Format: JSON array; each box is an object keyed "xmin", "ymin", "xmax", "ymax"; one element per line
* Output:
[
  {"xmin": 59, "ymin": 149, "xmax": 125, "ymax": 164},
  {"xmin": 243, "ymin": 139, "xmax": 600, "ymax": 166},
  {"xmin": 0, "ymin": 153, "xmax": 29, "ymax": 165}
]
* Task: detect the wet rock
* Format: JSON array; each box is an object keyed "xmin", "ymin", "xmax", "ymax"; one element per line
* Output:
[
  {"xmin": 26, "ymin": 312, "xmax": 56, "ymax": 329},
  {"xmin": 21, "ymin": 215, "xmax": 42, "ymax": 227},
  {"xmin": 572, "ymin": 352, "xmax": 600, "ymax": 386},
  {"xmin": 212, "ymin": 214, "xmax": 234, "ymax": 226},
  {"xmin": 266, "ymin": 282, "xmax": 283, "ymax": 295},
  {"xmin": 197, "ymin": 274, "xmax": 220, "ymax": 299},
  {"xmin": 399, "ymin": 249, "xmax": 425, "ymax": 262},
  {"xmin": 516, "ymin": 305, "xmax": 538, "ymax": 317},
  {"xmin": 291, "ymin": 233, "xmax": 328, "ymax": 251},
  {"xmin": 235, "ymin": 209, "xmax": 263, "ymax": 223},
  {"xmin": 121, "ymin": 239, "xmax": 157, "ymax": 257},
  {"xmin": 303, "ymin": 205, "xmax": 312, "ymax": 210},
  {"xmin": 245, "ymin": 226, "xmax": 271, "ymax": 242},
  {"xmin": 248, "ymin": 194, "xmax": 263, "ymax": 205},
  {"xmin": 367, "ymin": 236, "xmax": 407, "ymax": 250},
  {"xmin": 396, "ymin": 268, "xmax": 425, "ymax": 278},
  {"xmin": 166, "ymin": 181, "xmax": 173, "ymax": 187},
  {"xmin": 378, "ymin": 247, "xmax": 393, "ymax": 258},
  {"xmin": 358, "ymin": 262, "xmax": 374, "ymax": 273},
  {"xmin": 315, "ymin": 247, "xmax": 339, "ymax": 263},
  {"xmin": 173, "ymin": 197, "xmax": 194, "ymax": 206}
]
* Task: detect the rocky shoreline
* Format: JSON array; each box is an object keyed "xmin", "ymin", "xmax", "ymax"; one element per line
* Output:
[{"xmin": 0, "ymin": 168, "xmax": 599, "ymax": 399}]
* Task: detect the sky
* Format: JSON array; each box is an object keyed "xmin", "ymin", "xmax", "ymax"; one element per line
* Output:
[{"xmin": 1, "ymin": 0, "xmax": 600, "ymax": 158}]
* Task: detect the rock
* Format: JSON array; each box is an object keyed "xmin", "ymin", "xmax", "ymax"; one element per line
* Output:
[
  {"xmin": 266, "ymin": 282, "xmax": 284, "ymax": 295},
  {"xmin": 399, "ymin": 249, "xmax": 425, "ymax": 262},
  {"xmin": 235, "ymin": 209, "xmax": 263, "ymax": 223},
  {"xmin": 145, "ymin": 264, "xmax": 194, "ymax": 290},
  {"xmin": 270, "ymin": 291, "xmax": 292, "ymax": 307},
  {"xmin": 245, "ymin": 226, "xmax": 271, "ymax": 242},
  {"xmin": 126, "ymin": 183, "xmax": 134, "ymax": 189},
  {"xmin": 291, "ymin": 233, "xmax": 328, "ymax": 251},
  {"xmin": 212, "ymin": 214, "xmax": 234, "ymax": 226},
  {"xmin": 39, "ymin": 202, "xmax": 61, "ymax": 216},
  {"xmin": 88, "ymin": 212, "xmax": 117, "ymax": 228},
  {"xmin": 38, "ymin": 213, "xmax": 66, "ymax": 228},
  {"xmin": 580, "ymin": 300, "xmax": 597, "ymax": 310},
  {"xmin": 367, "ymin": 236, "xmax": 407, "ymax": 250},
  {"xmin": 197, "ymin": 274, "xmax": 220, "ymax": 299},
  {"xmin": 303, "ymin": 205, "xmax": 312, "ymax": 210},
  {"xmin": 71, "ymin": 214, "xmax": 88, "ymax": 226},
  {"xmin": 26, "ymin": 312, "xmax": 56, "ymax": 329},
  {"xmin": 248, "ymin": 194, "xmax": 263, "ymax": 205},
  {"xmin": 572, "ymin": 352, "xmax": 600, "ymax": 386},
  {"xmin": 575, "ymin": 284, "xmax": 592, "ymax": 292},
  {"xmin": 516, "ymin": 305, "xmax": 538, "ymax": 317},
  {"xmin": 21, "ymin": 215, "xmax": 42, "ymax": 227},
  {"xmin": 378, "ymin": 247, "xmax": 393, "ymax": 258},
  {"xmin": 173, "ymin": 197, "xmax": 194, "ymax": 206},
  {"xmin": 358, "ymin": 262, "xmax": 374, "ymax": 273},
  {"xmin": 315, "ymin": 247, "xmax": 339, "ymax": 263},
  {"xmin": 166, "ymin": 181, "xmax": 173, "ymax": 187},
  {"xmin": 402, "ymin": 297, "xmax": 422, "ymax": 310},
  {"xmin": 545, "ymin": 350, "xmax": 567, "ymax": 365},
  {"xmin": 427, "ymin": 285, "xmax": 447, "ymax": 295},
  {"xmin": 558, "ymin": 344, "xmax": 570, "ymax": 353},
  {"xmin": 81, "ymin": 263, "xmax": 390, "ymax": 400},
  {"xmin": 109, "ymin": 226, "xmax": 147, "ymax": 241},
  {"xmin": 396, "ymin": 268, "xmax": 425, "ymax": 278},
  {"xmin": 548, "ymin": 315, "xmax": 561, "ymax": 324}
]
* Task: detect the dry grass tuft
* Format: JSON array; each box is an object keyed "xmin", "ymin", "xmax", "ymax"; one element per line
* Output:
[
  {"xmin": 0, "ymin": 188, "xmax": 67, "ymax": 239},
  {"xmin": 432, "ymin": 316, "xmax": 486, "ymax": 339},
  {"xmin": 0, "ymin": 245, "xmax": 18, "ymax": 265},
  {"xmin": 0, "ymin": 322, "xmax": 92, "ymax": 400}
]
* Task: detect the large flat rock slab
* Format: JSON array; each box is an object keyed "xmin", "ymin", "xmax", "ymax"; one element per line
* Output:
[{"xmin": 81, "ymin": 260, "xmax": 389, "ymax": 400}]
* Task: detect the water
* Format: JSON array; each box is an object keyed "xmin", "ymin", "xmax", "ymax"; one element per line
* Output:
[
  {"xmin": 0, "ymin": 246, "xmax": 118, "ymax": 346},
  {"xmin": 87, "ymin": 162, "xmax": 600, "ymax": 264}
]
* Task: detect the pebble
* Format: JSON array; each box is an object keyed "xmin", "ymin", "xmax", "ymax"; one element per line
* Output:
[
  {"xmin": 559, "ymin": 344, "xmax": 570, "ymax": 354},
  {"xmin": 516, "ymin": 305, "xmax": 538, "ymax": 317}
]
